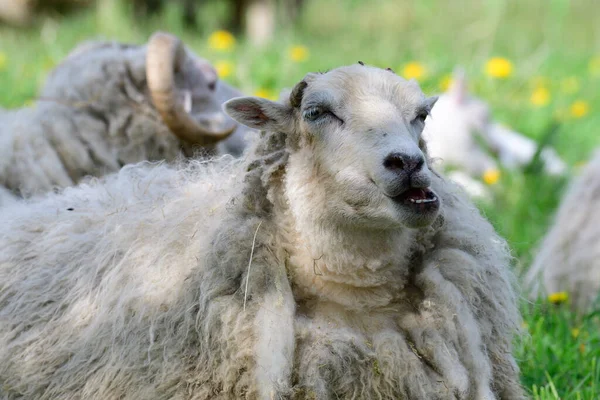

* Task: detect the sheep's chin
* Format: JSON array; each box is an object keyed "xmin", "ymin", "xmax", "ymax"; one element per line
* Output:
[{"xmin": 390, "ymin": 187, "xmax": 441, "ymax": 229}]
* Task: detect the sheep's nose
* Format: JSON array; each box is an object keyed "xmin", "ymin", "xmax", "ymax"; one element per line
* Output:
[{"xmin": 383, "ymin": 152, "xmax": 424, "ymax": 174}]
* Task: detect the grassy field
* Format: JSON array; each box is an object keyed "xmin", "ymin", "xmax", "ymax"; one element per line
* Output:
[{"xmin": 1, "ymin": 0, "xmax": 599, "ymax": 397}]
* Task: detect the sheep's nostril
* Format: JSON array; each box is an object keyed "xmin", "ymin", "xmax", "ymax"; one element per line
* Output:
[
  {"xmin": 383, "ymin": 153, "xmax": 424, "ymax": 173},
  {"xmin": 383, "ymin": 154, "xmax": 405, "ymax": 170}
]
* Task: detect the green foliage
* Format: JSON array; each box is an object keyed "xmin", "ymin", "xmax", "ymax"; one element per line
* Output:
[{"xmin": 0, "ymin": 0, "xmax": 598, "ymax": 397}]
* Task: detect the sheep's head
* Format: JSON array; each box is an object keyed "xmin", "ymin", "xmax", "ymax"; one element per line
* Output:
[
  {"xmin": 226, "ymin": 64, "xmax": 441, "ymax": 229},
  {"xmin": 43, "ymin": 32, "xmax": 236, "ymax": 150},
  {"xmin": 146, "ymin": 32, "xmax": 236, "ymax": 146}
]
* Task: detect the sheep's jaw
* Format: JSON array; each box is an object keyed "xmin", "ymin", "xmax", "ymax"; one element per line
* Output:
[{"xmin": 389, "ymin": 187, "xmax": 440, "ymax": 227}]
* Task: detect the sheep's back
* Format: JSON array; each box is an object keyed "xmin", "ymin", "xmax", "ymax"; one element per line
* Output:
[
  {"xmin": 0, "ymin": 156, "xmax": 243, "ymax": 398},
  {"xmin": 526, "ymin": 149, "xmax": 600, "ymax": 311}
]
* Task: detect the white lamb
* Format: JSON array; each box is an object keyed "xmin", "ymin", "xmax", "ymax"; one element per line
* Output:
[
  {"xmin": 0, "ymin": 64, "xmax": 525, "ymax": 399},
  {"xmin": 423, "ymin": 69, "xmax": 567, "ymax": 198},
  {"xmin": 524, "ymin": 150, "xmax": 600, "ymax": 312},
  {"xmin": 0, "ymin": 31, "xmax": 252, "ymax": 199}
]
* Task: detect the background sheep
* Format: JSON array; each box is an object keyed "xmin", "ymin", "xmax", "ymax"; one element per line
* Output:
[
  {"xmin": 524, "ymin": 150, "xmax": 600, "ymax": 312},
  {"xmin": 0, "ymin": 64, "xmax": 524, "ymax": 399},
  {"xmin": 0, "ymin": 31, "xmax": 253, "ymax": 198},
  {"xmin": 423, "ymin": 69, "xmax": 567, "ymax": 198}
]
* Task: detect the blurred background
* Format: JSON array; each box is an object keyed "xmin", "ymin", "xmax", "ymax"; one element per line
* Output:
[{"xmin": 0, "ymin": 0, "xmax": 599, "ymax": 398}]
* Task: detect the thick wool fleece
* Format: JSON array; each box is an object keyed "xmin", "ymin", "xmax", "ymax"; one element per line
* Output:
[
  {"xmin": 0, "ymin": 131, "xmax": 525, "ymax": 399},
  {"xmin": 525, "ymin": 149, "xmax": 600, "ymax": 312}
]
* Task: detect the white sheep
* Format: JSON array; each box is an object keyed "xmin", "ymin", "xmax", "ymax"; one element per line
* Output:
[
  {"xmin": 423, "ymin": 69, "xmax": 567, "ymax": 198},
  {"xmin": 524, "ymin": 150, "xmax": 600, "ymax": 312},
  {"xmin": 0, "ymin": 31, "xmax": 252, "ymax": 199},
  {"xmin": 0, "ymin": 64, "xmax": 525, "ymax": 399}
]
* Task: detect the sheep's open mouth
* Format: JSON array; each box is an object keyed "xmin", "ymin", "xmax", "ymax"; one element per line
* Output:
[{"xmin": 392, "ymin": 187, "xmax": 439, "ymax": 211}]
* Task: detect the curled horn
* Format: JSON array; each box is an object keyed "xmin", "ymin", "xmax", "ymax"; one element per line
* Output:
[{"xmin": 146, "ymin": 32, "xmax": 235, "ymax": 145}]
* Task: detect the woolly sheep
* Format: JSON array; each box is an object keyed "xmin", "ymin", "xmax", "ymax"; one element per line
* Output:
[
  {"xmin": 524, "ymin": 150, "xmax": 600, "ymax": 312},
  {"xmin": 0, "ymin": 32, "xmax": 252, "ymax": 198},
  {"xmin": 0, "ymin": 64, "xmax": 525, "ymax": 399},
  {"xmin": 423, "ymin": 69, "xmax": 567, "ymax": 198}
]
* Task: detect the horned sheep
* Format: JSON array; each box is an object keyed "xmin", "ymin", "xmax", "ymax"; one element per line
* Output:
[
  {"xmin": 0, "ymin": 32, "xmax": 252, "ymax": 199},
  {"xmin": 0, "ymin": 64, "xmax": 525, "ymax": 399},
  {"xmin": 524, "ymin": 150, "xmax": 600, "ymax": 312}
]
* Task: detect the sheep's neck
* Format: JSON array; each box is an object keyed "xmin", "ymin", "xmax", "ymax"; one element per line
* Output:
[{"xmin": 276, "ymin": 207, "xmax": 417, "ymax": 310}]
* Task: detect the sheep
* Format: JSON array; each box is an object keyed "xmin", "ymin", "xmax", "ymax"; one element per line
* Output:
[
  {"xmin": 0, "ymin": 63, "xmax": 525, "ymax": 399},
  {"xmin": 0, "ymin": 31, "xmax": 252, "ymax": 199},
  {"xmin": 524, "ymin": 150, "xmax": 600, "ymax": 312},
  {"xmin": 423, "ymin": 69, "xmax": 567, "ymax": 198}
]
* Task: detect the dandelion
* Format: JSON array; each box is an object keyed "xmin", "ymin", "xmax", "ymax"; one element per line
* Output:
[
  {"xmin": 289, "ymin": 45, "xmax": 309, "ymax": 62},
  {"xmin": 485, "ymin": 57, "xmax": 513, "ymax": 79},
  {"xmin": 569, "ymin": 100, "xmax": 590, "ymax": 118},
  {"xmin": 530, "ymin": 87, "xmax": 550, "ymax": 107},
  {"xmin": 560, "ymin": 77, "xmax": 580, "ymax": 94},
  {"xmin": 0, "ymin": 52, "xmax": 7, "ymax": 71},
  {"xmin": 208, "ymin": 30, "xmax": 236, "ymax": 51},
  {"xmin": 214, "ymin": 61, "xmax": 234, "ymax": 78},
  {"xmin": 571, "ymin": 328, "xmax": 581, "ymax": 339},
  {"xmin": 402, "ymin": 62, "xmax": 427, "ymax": 81},
  {"xmin": 253, "ymin": 88, "xmax": 278, "ymax": 101},
  {"xmin": 548, "ymin": 291, "xmax": 568, "ymax": 304},
  {"xmin": 589, "ymin": 56, "xmax": 600, "ymax": 77},
  {"xmin": 439, "ymin": 74, "xmax": 453, "ymax": 92},
  {"xmin": 482, "ymin": 169, "xmax": 501, "ymax": 185}
]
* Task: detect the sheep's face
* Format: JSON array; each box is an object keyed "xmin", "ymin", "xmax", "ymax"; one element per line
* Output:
[{"xmin": 225, "ymin": 64, "xmax": 440, "ymax": 230}]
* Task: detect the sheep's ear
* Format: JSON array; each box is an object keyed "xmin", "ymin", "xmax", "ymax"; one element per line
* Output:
[
  {"xmin": 426, "ymin": 96, "xmax": 439, "ymax": 109},
  {"xmin": 449, "ymin": 67, "xmax": 467, "ymax": 103},
  {"xmin": 224, "ymin": 97, "xmax": 292, "ymax": 132}
]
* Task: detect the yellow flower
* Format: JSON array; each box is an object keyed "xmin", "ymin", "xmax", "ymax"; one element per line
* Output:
[
  {"xmin": 0, "ymin": 52, "xmax": 7, "ymax": 71},
  {"xmin": 579, "ymin": 343, "xmax": 585, "ymax": 354},
  {"xmin": 482, "ymin": 169, "xmax": 501, "ymax": 185},
  {"xmin": 548, "ymin": 291, "xmax": 568, "ymax": 304},
  {"xmin": 530, "ymin": 87, "xmax": 550, "ymax": 107},
  {"xmin": 439, "ymin": 74, "xmax": 453, "ymax": 92},
  {"xmin": 589, "ymin": 56, "xmax": 600, "ymax": 77},
  {"xmin": 214, "ymin": 61, "xmax": 234, "ymax": 78},
  {"xmin": 485, "ymin": 57, "xmax": 513, "ymax": 79},
  {"xmin": 571, "ymin": 328, "xmax": 581, "ymax": 339},
  {"xmin": 402, "ymin": 62, "xmax": 427, "ymax": 81},
  {"xmin": 289, "ymin": 45, "xmax": 309, "ymax": 62},
  {"xmin": 521, "ymin": 321, "xmax": 529, "ymax": 330},
  {"xmin": 560, "ymin": 77, "xmax": 580, "ymax": 94},
  {"xmin": 208, "ymin": 30, "xmax": 236, "ymax": 51},
  {"xmin": 253, "ymin": 88, "xmax": 278, "ymax": 101},
  {"xmin": 569, "ymin": 100, "xmax": 590, "ymax": 118}
]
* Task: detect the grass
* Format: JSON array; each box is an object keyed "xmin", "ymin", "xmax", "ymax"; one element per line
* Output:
[{"xmin": 1, "ymin": 0, "xmax": 599, "ymax": 397}]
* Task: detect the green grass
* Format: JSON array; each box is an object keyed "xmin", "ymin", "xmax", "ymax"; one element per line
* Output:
[{"xmin": 1, "ymin": 0, "xmax": 599, "ymax": 397}]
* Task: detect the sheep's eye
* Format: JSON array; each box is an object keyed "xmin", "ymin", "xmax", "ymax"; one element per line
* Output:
[
  {"xmin": 414, "ymin": 111, "xmax": 429, "ymax": 124},
  {"xmin": 303, "ymin": 106, "xmax": 325, "ymax": 121}
]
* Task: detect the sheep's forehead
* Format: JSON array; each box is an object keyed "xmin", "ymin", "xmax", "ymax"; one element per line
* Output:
[{"xmin": 304, "ymin": 65, "xmax": 427, "ymax": 117}]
